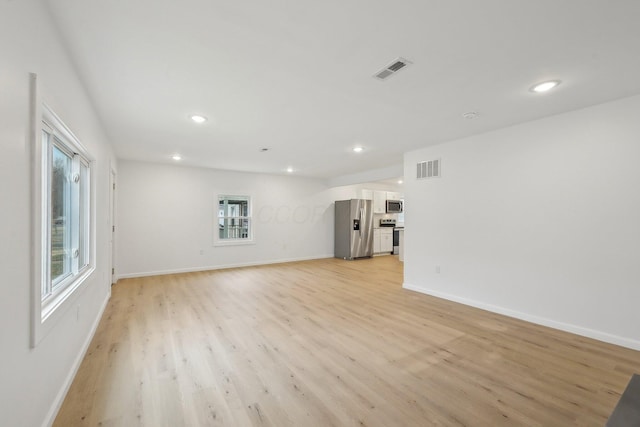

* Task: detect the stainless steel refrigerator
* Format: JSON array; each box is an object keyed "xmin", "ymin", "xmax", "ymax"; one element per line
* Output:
[{"xmin": 334, "ymin": 199, "xmax": 373, "ymax": 260}]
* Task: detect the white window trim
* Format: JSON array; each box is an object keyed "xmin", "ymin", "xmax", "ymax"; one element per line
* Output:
[
  {"xmin": 30, "ymin": 74, "xmax": 96, "ymax": 347},
  {"xmin": 42, "ymin": 135, "xmax": 90, "ymax": 311},
  {"xmin": 213, "ymin": 194, "xmax": 255, "ymax": 247}
]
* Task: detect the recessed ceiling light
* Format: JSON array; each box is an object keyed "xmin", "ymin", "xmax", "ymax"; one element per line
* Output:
[
  {"xmin": 530, "ymin": 80, "xmax": 561, "ymax": 93},
  {"xmin": 172, "ymin": 154, "xmax": 182, "ymax": 161},
  {"xmin": 260, "ymin": 148, "xmax": 270, "ymax": 152},
  {"xmin": 189, "ymin": 114, "xmax": 207, "ymax": 123},
  {"xmin": 397, "ymin": 180, "xmax": 403, "ymax": 184},
  {"xmin": 286, "ymin": 167, "xmax": 294, "ymax": 173},
  {"xmin": 353, "ymin": 147, "xmax": 364, "ymax": 153},
  {"xmin": 462, "ymin": 111, "xmax": 479, "ymax": 120}
]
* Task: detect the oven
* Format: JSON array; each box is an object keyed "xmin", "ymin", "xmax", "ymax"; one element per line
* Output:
[{"xmin": 393, "ymin": 228, "xmax": 400, "ymax": 255}]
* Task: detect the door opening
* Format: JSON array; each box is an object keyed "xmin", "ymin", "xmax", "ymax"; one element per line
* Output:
[{"xmin": 109, "ymin": 168, "xmax": 116, "ymax": 285}]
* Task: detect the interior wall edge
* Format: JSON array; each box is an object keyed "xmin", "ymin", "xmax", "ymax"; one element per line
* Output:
[
  {"xmin": 326, "ymin": 163, "xmax": 404, "ymax": 188},
  {"xmin": 116, "ymin": 254, "xmax": 336, "ymax": 280},
  {"xmin": 402, "ymin": 282, "xmax": 640, "ymax": 352}
]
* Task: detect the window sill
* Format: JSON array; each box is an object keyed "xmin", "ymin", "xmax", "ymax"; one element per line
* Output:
[
  {"xmin": 42, "ymin": 266, "xmax": 94, "ymax": 321},
  {"xmin": 33, "ymin": 266, "xmax": 95, "ymax": 347},
  {"xmin": 213, "ymin": 239, "xmax": 255, "ymax": 247}
]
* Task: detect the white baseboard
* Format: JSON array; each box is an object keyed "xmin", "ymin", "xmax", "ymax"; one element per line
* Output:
[
  {"xmin": 403, "ymin": 282, "xmax": 640, "ymax": 351},
  {"xmin": 117, "ymin": 254, "xmax": 335, "ymax": 280},
  {"xmin": 42, "ymin": 291, "xmax": 111, "ymax": 427}
]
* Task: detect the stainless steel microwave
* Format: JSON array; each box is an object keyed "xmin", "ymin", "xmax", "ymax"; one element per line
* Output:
[{"xmin": 386, "ymin": 200, "xmax": 403, "ymax": 213}]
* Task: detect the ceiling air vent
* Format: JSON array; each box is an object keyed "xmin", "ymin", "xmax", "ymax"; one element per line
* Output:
[
  {"xmin": 374, "ymin": 57, "xmax": 412, "ymax": 81},
  {"xmin": 417, "ymin": 159, "xmax": 441, "ymax": 179}
]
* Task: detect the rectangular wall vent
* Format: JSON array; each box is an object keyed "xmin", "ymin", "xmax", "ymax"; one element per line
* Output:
[
  {"xmin": 387, "ymin": 61, "xmax": 407, "ymax": 72},
  {"xmin": 417, "ymin": 159, "xmax": 441, "ymax": 179},
  {"xmin": 374, "ymin": 57, "xmax": 412, "ymax": 80}
]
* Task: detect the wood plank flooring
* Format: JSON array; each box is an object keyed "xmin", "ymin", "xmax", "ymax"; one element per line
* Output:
[{"xmin": 54, "ymin": 256, "xmax": 640, "ymax": 426}]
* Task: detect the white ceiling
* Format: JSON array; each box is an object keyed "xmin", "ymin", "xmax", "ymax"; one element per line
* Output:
[{"xmin": 44, "ymin": 0, "xmax": 640, "ymax": 180}]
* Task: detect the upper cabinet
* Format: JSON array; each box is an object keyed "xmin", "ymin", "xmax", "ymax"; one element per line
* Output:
[
  {"xmin": 373, "ymin": 190, "xmax": 387, "ymax": 214},
  {"xmin": 359, "ymin": 189, "xmax": 404, "ymax": 214},
  {"xmin": 386, "ymin": 191, "xmax": 403, "ymax": 201},
  {"xmin": 359, "ymin": 189, "xmax": 374, "ymax": 200}
]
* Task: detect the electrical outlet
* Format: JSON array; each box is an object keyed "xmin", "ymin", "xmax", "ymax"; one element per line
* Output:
[
  {"xmin": 435, "ymin": 265, "xmax": 441, "ymax": 274},
  {"xmin": 199, "ymin": 249, "xmax": 204, "ymax": 255}
]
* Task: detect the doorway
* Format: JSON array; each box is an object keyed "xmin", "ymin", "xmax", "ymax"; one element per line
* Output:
[{"xmin": 109, "ymin": 168, "xmax": 116, "ymax": 285}]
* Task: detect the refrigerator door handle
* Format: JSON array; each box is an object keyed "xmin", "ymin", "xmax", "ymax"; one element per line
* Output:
[{"xmin": 359, "ymin": 208, "xmax": 364, "ymax": 236}]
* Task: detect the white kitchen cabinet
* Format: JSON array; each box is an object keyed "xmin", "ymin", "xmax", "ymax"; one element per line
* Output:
[
  {"xmin": 373, "ymin": 229, "xmax": 381, "ymax": 253},
  {"xmin": 386, "ymin": 191, "xmax": 403, "ymax": 201},
  {"xmin": 373, "ymin": 190, "xmax": 386, "ymax": 214},
  {"xmin": 380, "ymin": 229, "xmax": 393, "ymax": 253},
  {"xmin": 359, "ymin": 189, "xmax": 373, "ymax": 200},
  {"xmin": 374, "ymin": 229, "xmax": 393, "ymax": 254}
]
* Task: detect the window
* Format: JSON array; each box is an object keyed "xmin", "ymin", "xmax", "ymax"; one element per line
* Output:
[
  {"xmin": 39, "ymin": 105, "xmax": 93, "ymax": 321},
  {"xmin": 216, "ymin": 195, "xmax": 253, "ymax": 245}
]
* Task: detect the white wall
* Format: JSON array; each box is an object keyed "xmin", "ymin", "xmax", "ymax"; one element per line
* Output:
[
  {"xmin": 403, "ymin": 94, "xmax": 640, "ymax": 350},
  {"xmin": 117, "ymin": 161, "xmax": 396, "ymax": 277},
  {"xmin": 0, "ymin": 1, "xmax": 116, "ymax": 426},
  {"xmin": 327, "ymin": 163, "xmax": 404, "ymax": 187}
]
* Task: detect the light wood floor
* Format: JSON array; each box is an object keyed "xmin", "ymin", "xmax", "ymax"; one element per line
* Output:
[{"xmin": 54, "ymin": 256, "xmax": 639, "ymax": 426}]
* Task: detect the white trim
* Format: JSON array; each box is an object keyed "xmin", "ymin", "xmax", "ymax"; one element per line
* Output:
[
  {"xmin": 402, "ymin": 282, "xmax": 640, "ymax": 351},
  {"xmin": 109, "ymin": 166, "xmax": 117, "ymax": 285},
  {"xmin": 29, "ymin": 73, "xmax": 41, "ymax": 347},
  {"xmin": 31, "ymin": 85, "xmax": 96, "ymax": 347},
  {"xmin": 41, "ymin": 291, "xmax": 110, "ymax": 427},
  {"xmin": 42, "ymin": 104, "xmax": 91, "ymax": 160},
  {"xmin": 117, "ymin": 254, "xmax": 335, "ymax": 280},
  {"xmin": 214, "ymin": 194, "xmax": 254, "ymax": 246},
  {"xmin": 42, "ymin": 266, "xmax": 95, "ymax": 322},
  {"xmin": 212, "ymin": 239, "xmax": 256, "ymax": 247}
]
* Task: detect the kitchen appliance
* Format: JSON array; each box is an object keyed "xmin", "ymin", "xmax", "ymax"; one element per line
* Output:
[
  {"xmin": 380, "ymin": 218, "xmax": 396, "ymax": 227},
  {"xmin": 393, "ymin": 227, "xmax": 402, "ymax": 255},
  {"xmin": 386, "ymin": 199, "xmax": 403, "ymax": 213},
  {"xmin": 334, "ymin": 199, "xmax": 373, "ymax": 260}
]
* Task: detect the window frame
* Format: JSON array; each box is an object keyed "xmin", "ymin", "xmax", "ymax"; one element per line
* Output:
[
  {"xmin": 46, "ymin": 135, "xmax": 75, "ymax": 293},
  {"xmin": 214, "ymin": 194, "xmax": 254, "ymax": 246},
  {"xmin": 42, "ymin": 126, "xmax": 92, "ymax": 310},
  {"xmin": 30, "ymin": 97, "xmax": 95, "ymax": 347}
]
